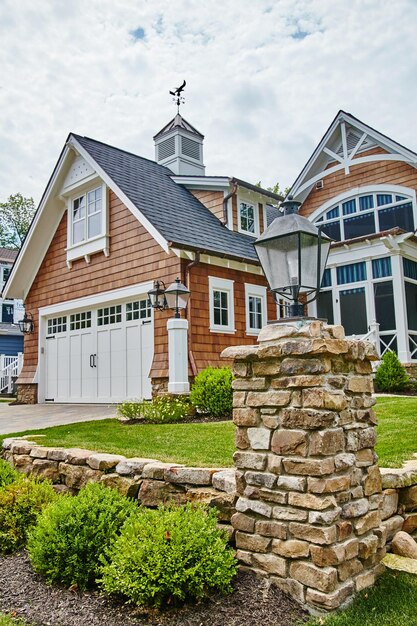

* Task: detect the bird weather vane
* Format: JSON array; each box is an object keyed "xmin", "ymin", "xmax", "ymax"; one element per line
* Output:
[{"xmin": 170, "ymin": 80, "xmax": 186, "ymax": 112}]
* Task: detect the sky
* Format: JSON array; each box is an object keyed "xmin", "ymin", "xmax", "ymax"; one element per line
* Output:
[{"xmin": 1, "ymin": 0, "xmax": 417, "ymax": 204}]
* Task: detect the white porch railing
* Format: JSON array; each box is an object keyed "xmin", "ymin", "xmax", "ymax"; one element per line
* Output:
[{"xmin": 0, "ymin": 353, "xmax": 24, "ymax": 394}]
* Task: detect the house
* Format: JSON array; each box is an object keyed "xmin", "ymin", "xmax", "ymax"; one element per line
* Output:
[
  {"xmin": 3, "ymin": 112, "xmax": 281, "ymax": 404},
  {"xmin": 0, "ymin": 247, "xmax": 24, "ymax": 356},
  {"xmin": 293, "ymin": 111, "xmax": 417, "ymax": 370}
]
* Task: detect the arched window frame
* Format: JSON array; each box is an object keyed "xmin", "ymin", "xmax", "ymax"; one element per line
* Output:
[{"xmin": 309, "ymin": 185, "xmax": 417, "ymax": 241}]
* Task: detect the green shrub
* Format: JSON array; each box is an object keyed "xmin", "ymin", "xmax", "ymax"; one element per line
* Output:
[
  {"xmin": 375, "ymin": 351, "xmax": 409, "ymax": 392},
  {"xmin": 0, "ymin": 478, "xmax": 58, "ymax": 554},
  {"xmin": 190, "ymin": 366, "xmax": 233, "ymax": 417},
  {"xmin": 0, "ymin": 459, "xmax": 21, "ymax": 488},
  {"xmin": 118, "ymin": 396, "xmax": 190, "ymax": 424},
  {"xmin": 100, "ymin": 504, "xmax": 237, "ymax": 608},
  {"xmin": 28, "ymin": 482, "xmax": 137, "ymax": 590}
]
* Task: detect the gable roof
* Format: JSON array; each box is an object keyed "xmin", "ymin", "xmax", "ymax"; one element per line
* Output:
[
  {"xmin": 290, "ymin": 110, "xmax": 417, "ymax": 203},
  {"xmin": 0, "ymin": 248, "xmax": 18, "ymax": 263}
]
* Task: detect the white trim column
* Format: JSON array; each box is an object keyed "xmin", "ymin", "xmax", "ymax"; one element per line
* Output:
[
  {"xmin": 391, "ymin": 253, "xmax": 410, "ymax": 363},
  {"xmin": 167, "ymin": 318, "xmax": 190, "ymax": 394}
]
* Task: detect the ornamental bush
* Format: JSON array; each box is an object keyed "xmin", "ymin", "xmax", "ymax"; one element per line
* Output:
[
  {"xmin": 28, "ymin": 482, "xmax": 137, "ymax": 590},
  {"xmin": 374, "ymin": 350, "xmax": 409, "ymax": 392},
  {"xmin": 0, "ymin": 459, "xmax": 21, "ymax": 488},
  {"xmin": 118, "ymin": 396, "xmax": 190, "ymax": 424},
  {"xmin": 0, "ymin": 477, "xmax": 58, "ymax": 554},
  {"xmin": 100, "ymin": 504, "xmax": 237, "ymax": 608},
  {"xmin": 190, "ymin": 366, "xmax": 233, "ymax": 418}
]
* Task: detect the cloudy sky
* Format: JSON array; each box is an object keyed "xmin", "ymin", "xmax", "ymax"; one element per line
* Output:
[{"xmin": 1, "ymin": 0, "xmax": 416, "ymax": 204}]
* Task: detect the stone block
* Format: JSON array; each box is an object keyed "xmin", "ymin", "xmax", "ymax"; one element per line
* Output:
[
  {"xmin": 358, "ymin": 534, "xmax": 378, "ymax": 559},
  {"xmin": 267, "ymin": 455, "xmax": 282, "ymax": 475},
  {"xmin": 232, "ymin": 362, "xmax": 250, "ymax": 377},
  {"xmin": 235, "ymin": 427, "xmax": 249, "ymax": 450},
  {"xmin": 138, "ymin": 479, "xmax": 187, "ymax": 506},
  {"xmin": 403, "ymin": 512, "xmax": 417, "ymax": 534},
  {"xmin": 245, "ymin": 471, "xmax": 276, "ymax": 489},
  {"xmin": 232, "ymin": 377, "xmax": 266, "ymax": 391},
  {"xmin": 303, "ymin": 389, "xmax": 347, "ymax": 411},
  {"xmin": 290, "ymin": 561, "xmax": 338, "ymax": 593},
  {"xmin": 247, "ymin": 427, "xmax": 271, "ymax": 450},
  {"xmin": 272, "ymin": 576, "xmax": 305, "ymax": 604},
  {"xmin": 246, "ymin": 391, "xmax": 291, "ymax": 408},
  {"xmin": 244, "ymin": 486, "xmax": 286, "ymax": 505},
  {"xmin": 272, "ymin": 506, "xmax": 308, "ymax": 522},
  {"xmin": 235, "ymin": 550, "xmax": 253, "ymax": 566},
  {"xmin": 231, "ymin": 512, "xmax": 255, "ymax": 533},
  {"xmin": 257, "ymin": 323, "xmax": 297, "ymax": 342},
  {"xmin": 347, "ymin": 428, "xmax": 376, "ymax": 452},
  {"xmin": 236, "ymin": 497, "xmax": 272, "ymax": 518},
  {"xmin": 251, "ymin": 553, "xmax": 287, "ymax": 576},
  {"xmin": 10, "ymin": 442, "xmax": 33, "ymax": 455},
  {"xmin": 355, "ymin": 448, "xmax": 375, "ymax": 467},
  {"xmin": 308, "ymin": 475, "xmax": 350, "ymax": 494},
  {"xmin": 252, "ymin": 361, "xmax": 282, "ymax": 376},
  {"xmin": 288, "ymin": 492, "xmax": 337, "ymax": 510},
  {"xmin": 271, "ymin": 375, "xmax": 325, "ymax": 389},
  {"xmin": 346, "ymin": 376, "xmax": 373, "ymax": 393},
  {"xmin": 261, "ymin": 415, "xmax": 280, "ymax": 429},
  {"xmin": 141, "ymin": 462, "xmax": 184, "ymax": 480},
  {"xmin": 309, "ymin": 508, "xmax": 342, "ymax": 525},
  {"xmin": 306, "ymin": 581, "xmax": 354, "ymax": 610},
  {"xmin": 354, "ymin": 510, "xmax": 381, "ymax": 535},
  {"xmin": 337, "ymin": 558, "xmax": 363, "ymax": 581},
  {"xmin": 289, "ymin": 522, "xmax": 337, "ymax": 545},
  {"xmin": 234, "ymin": 451, "xmax": 267, "ymax": 471},
  {"xmin": 63, "ymin": 448, "xmax": 95, "ymax": 465},
  {"xmin": 256, "ymin": 520, "xmax": 287, "ymax": 539},
  {"xmin": 115, "ymin": 457, "xmax": 158, "ymax": 476},
  {"xmin": 164, "ymin": 467, "xmax": 217, "ymax": 485},
  {"xmin": 235, "ymin": 531, "xmax": 270, "ymax": 553},
  {"xmin": 399, "ymin": 485, "xmax": 417, "ymax": 511},
  {"xmin": 100, "ymin": 473, "xmax": 140, "ymax": 498},
  {"xmin": 342, "ymin": 498, "xmax": 370, "ymax": 519},
  {"xmin": 334, "ymin": 453, "xmax": 356, "ymax": 471},
  {"xmin": 282, "ymin": 457, "xmax": 335, "ymax": 476},
  {"xmin": 309, "ymin": 428, "xmax": 345, "ymax": 456},
  {"xmin": 47, "ymin": 448, "xmax": 68, "ymax": 462},
  {"xmin": 310, "ymin": 544, "xmax": 346, "ymax": 567},
  {"xmin": 355, "ymin": 570, "xmax": 375, "ymax": 592},
  {"xmin": 281, "ymin": 407, "xmax": 337, "ymax": 430},
  {"xmin": 31, "ymin": 459, "xmax": 60, "ymax": 482},
  {"xmin": 233, "ymin": 391, "xmax": 247, "ymax": 408},
  {"xmin": 59, "ymin": 463, "xmax": 101, "ymax": 490},
  {"xmin": 363, "ymin": 465, "xmax": 382, "ymax": 496},
  {"xmin": 272, "ymin": 539, "xmax": 310, "ymax": 558},
  {"xmin": 233, "ymin": 408, "xmax": 260, "ymax": 427},
  {"xmin": 336, "ymin": 520, "xmax": 353, "ymax": 541},
  {"xmin": 87, "ymin": 453, "xmax": 126, "ymax": 471},
  {"xmin": 381, "ymin": 515, "xmax": 404, "ymax": 542},
  {"xmin": 12, "ymin": 454, "xmax": 33, "ymax": 474},
  {"xmin": 280, "ymin": 357, "xmax": 330, "ymax": 375},
  {"xmin": 212, "ymin": 469, "xmax": 236, "ymax": 494},
  {"xmin": 277, "ymin": 475, "xmax": 306, "ymax": 492},
  {"xmin": 392, "ymin": 531, "xmax": 417, "ymax": 559},
  {"xmin": 271, "ymin": 430, "xmax": 307, "ymax": 456},
  {"xmin": 29, "ymin": 446, "xmax": 50, "ymax": 459}
]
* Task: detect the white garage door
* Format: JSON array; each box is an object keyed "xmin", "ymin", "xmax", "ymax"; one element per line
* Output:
[{"xmin": 44, "ymin": 298, "xmax": 153, "ymax": 403}]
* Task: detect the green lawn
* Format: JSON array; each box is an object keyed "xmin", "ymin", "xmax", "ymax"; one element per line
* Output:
[
  {"xmin": 305, "ymin": 571, "xmax": 417, "ymax": 626},
  {"xmin": 0, "ymin": 615, "xmax": 28, "ymax": 626},
  {"xmin": 1, "ymin": 397, "xmax": 417, "ymax": 468}
]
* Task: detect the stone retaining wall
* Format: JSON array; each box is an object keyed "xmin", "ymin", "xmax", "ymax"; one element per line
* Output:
[
  {"xmin": 1, "ymin": 439, "xmax": 236, "ymax": 538},
  {"xmin": 380, "ymin": 462, "xmax": 417, "ymax": 543}
]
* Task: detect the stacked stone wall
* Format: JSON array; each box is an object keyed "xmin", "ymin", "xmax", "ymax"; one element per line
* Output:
[{"xmin": 222, "ymin": 320, "xmax": 386, "ymax": 612}]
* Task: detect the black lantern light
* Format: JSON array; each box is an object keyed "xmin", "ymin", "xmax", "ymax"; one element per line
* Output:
[
  {"xmin": 164, "ymin": 278, "xmax": 191, "ymax": 318},
  {"xmin": 254, "ymin": 197, "xmax": 331, "ymax": 319},
  {"xmin": 18, "ymin": 311, "xmax": 35, "ymax": 334},
  {"xmin": 147, "ymin": 280, "xmax": 168, "ymax": 311}
]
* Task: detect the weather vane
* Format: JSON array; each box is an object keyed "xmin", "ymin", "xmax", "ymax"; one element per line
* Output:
[{"xmin": 170, "ymin": 80, "xmax": 186, "ymax": 113}]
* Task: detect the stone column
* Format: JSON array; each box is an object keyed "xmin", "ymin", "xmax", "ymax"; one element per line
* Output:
[{"xmin": 222, "ymin": 320, "xmax": 385, "ymax": 613}]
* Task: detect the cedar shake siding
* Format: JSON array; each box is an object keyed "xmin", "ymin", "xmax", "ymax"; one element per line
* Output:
[
  {"xmin": 22, "ymin": 190, "xmax": 181, "ymax": 384},
  {"xmin": 190, "ymin": 190, "xmax": 225, "ymax": 221}
]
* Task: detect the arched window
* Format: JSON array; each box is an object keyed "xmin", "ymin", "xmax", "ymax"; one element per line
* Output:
[{"xmin": 313, "ymin": 190, "xmax": 415, "ymax": 241}]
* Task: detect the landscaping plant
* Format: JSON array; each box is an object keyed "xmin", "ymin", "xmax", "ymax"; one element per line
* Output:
[
  {"xmin": 100, "ymin": 503, "xmax": 237, "ymax": 608},
  {"xmin": 118, "ymin": 396, "xmax": 190, "ymax": 424},
  {"xmin": 0, "ymin": 477, "xmax": 58, "ymax": 554},
  {"xmin": 190, "ymin": 366, "xmax": 233, "ymax": 418},
  {"xmin": 0, "ymin": 458, "xmax": 21, "ymax": 488},
  {"xmin": 374, "ymin": 350, "xmax": 409, "ymax": 392},
  {"xmin": 28, "ymin": 482, "xmax": 137, "ymax": 590}
]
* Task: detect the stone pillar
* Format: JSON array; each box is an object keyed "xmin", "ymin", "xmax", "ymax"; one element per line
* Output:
[{"xmin": 222, "ymin": 320, "xmax": 385, "ymax": 613}]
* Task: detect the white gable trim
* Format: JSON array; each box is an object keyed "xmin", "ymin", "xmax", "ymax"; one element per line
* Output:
[{"xmin": 69, "ymin": 137, "xmax": 169, "ymax": 253}]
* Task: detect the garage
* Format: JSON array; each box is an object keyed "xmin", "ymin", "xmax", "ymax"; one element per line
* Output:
[{"xmin": 42, "ymin": 296, "xmax": 153, "ymax": 403}]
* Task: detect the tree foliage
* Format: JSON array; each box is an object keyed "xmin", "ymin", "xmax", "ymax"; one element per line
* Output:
[
  {"xmin": 0, "ymin": 193, "xmax": 36, "ymax": 248},
  {"xmin": 374, "ymin": 351, "xmax": 409, "ymax": 392},
  {"xmin": 256, "ymin": 181, "xmax": 291, "ymax": 199}
]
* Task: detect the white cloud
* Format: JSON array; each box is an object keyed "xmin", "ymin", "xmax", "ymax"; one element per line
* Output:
[{"xmin": 0, "ymin": 0, "xmax": 416, "ymax": 203}]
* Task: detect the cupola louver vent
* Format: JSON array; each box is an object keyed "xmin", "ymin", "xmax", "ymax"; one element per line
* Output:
[
  {"xmin": 157, "ymin": 136, "xmax": 176, "ymax": 161},
  {"xmin": 181, "ymin": 136, "xmax": 200, "ymax": 161}
]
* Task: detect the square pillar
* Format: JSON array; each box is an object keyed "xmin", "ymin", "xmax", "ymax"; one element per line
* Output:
[
  {"xmin": 222, "ymin": 320, "xmax": 384, "ymax": 613},
  {"xmin": 167, "ymin": 318, "xmax": 189, "ymax": 394}
]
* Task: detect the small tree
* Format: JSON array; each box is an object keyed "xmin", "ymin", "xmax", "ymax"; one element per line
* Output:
[
  {"xmin": 374, "ymin": 351, "xmax": 409, "ymax": 392},
  {"xmin": 0, "ymin": 193, "xmax": 36, "ymax": 248}
]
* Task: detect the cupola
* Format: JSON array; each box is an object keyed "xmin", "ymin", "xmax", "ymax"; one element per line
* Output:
[{"xmin": 153, "ymin": 113, "xmax": 205, "ymax": 175}]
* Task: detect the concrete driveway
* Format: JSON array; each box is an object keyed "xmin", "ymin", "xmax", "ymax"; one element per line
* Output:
[{"xmin": 0, "ymin": 402, "xmax": 117, "ymax": 435}]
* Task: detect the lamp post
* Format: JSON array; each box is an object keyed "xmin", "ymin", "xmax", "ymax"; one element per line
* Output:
[
  {"xmin": 164, "ymin": 278, "xmax": 191, "ymax": 318},
  {"xmin": 18, "ymin": 311, "xmax": 35, "ymax": 334},
  {"xmin": 254, "ymin": 198, "xmax": 331, "ymax": 319}
]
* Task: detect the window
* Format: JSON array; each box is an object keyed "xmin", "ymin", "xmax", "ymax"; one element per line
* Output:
[
  {"xmin": 1, "ymin": 266, "xmax": 10, "ymax": 286},
  {"xmin": 339, "ymin": 288, "xmax": 367, "ymax": 335},
  {"xmin": 313, "ymin": 190, "xmax": 415, "ymax": 242},
  {"xmin": 374, "ymin": 282, "xmax": 396, "ymax": 332},
  {"xmin": 72, "ymin": 185, "xmax": 102, "ymax": 245},
  {"xmin": 70, "ymin": 311, "xmax": 92, "ymax": 330},
  {"xmin": 245, "ymin": 284, "xmax": 267, "ymax": 334},
  {"xmin": 337, "ymin": 262, "xmax": 366, "ymax": 285},
  {"xmin": 47, "ymin": 316, "xmax": 67, "ymax": 335},
  {"xmin": 97, "ymin": 305, "xmax": 122, "ymax": 326},
  {"xmin": 239, "ymin": 201, "xmax": 257, "ymax": 235},
  {"xmin": 372, "ymin": 257, "xmax": 392, "ymax": 279},
  {"xmin": 1, "ymin": 303, "xmax": 13, "ymax": 324},
  {"xmin": 317, "ymin": 291, "xmax": 334, "ymax": 324},
  {"xmin": 126, "ymin": 299, "xmax": 152, "ymax": 321},
  {"xmin": 209, "ymin": 277, "xmax": 235, "ymax": 333}
]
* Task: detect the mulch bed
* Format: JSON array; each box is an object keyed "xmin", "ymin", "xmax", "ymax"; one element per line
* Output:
[
  {"xmin": 121, "ymin": 414, "xmax": 232, "ymax": 425},
  {"xmin": 0, "ymin": 552, "xmax": 309, "ymax": 626}
]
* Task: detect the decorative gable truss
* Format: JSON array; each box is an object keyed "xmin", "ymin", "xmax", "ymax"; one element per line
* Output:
[{"xmin": 291, "ymin": 111, "xmax": 417, "ymax": 203}]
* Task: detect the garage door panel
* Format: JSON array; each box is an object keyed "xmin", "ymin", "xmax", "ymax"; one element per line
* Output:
[
  {"xmin": 45, "ymin": 338, "xmax": 57, "ymax": 401},
  {"xmin": 110, "ymin": 327, "xmax": 125, "ymax": 399},
  {"xmin": 69, "ymin": 334, "xmax": 81, "ymax": 400},
  {"xmin": 80, "ymin": 332, "xmax": 95, "ymax": 401},
  {"xmin": 126, "ymin": 325, "xmax": 141, "ymax": 399},
  {"xmin": 141, "ymin": 321, "xmax": 153, "ymax": 399},
  {"xmin": 56, "ymin": 336, "xmax": 69, "ymax": 401}
]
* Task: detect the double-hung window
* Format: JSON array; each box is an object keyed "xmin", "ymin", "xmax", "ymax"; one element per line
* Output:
[
  {"xmin": 245, "ymin": 284, "xmax": 267, "ymax": 334},
  {"xmin": 209, "ymin": 277, "xmax": 235, "ymax": 333}
]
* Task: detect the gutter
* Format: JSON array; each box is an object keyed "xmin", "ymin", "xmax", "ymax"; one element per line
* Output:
[
  {"xmin": 184, "ymin": 251, "xmax": 201, "ymax": 378},
  {"xmin": 222, "ymin": 179, "xmax": 238, "ymax": 227}
]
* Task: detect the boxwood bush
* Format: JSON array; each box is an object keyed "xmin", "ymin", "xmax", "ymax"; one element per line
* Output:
[
  {"xmin": 190, "ymin": 366, "xmax": 233, "ymax": 418},
  {"xmin": 28, "ymin": 482, "xmax": 137, "ymax": 590},
  {"xmin": 0, "ymin": 459, "xmax": 21, "ymax": 488},
  {"xmin": 0, "ymin": 477, "xmax": 58, "ymax": 554},
  {"xmin": 375, "ymin": 351, "xmax": 409, "ymax": 392},
  {"xmin": 100, "ymin": 504, "xmax": 237, "ymax": 608}
]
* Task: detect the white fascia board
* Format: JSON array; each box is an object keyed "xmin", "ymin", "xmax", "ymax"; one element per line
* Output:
[
  {"xmin": 69, "ymin": 137, "xmax": 169, "ymax": 254},
  {"xmin": 3, "ymin": 145, "xmax": 72, "ymax": 301},
  {"xmin": 39, "ymin": 279, "xmax": 154, "ymax": 317},
  {"xmin": 170, "ymin": 247, "xmax": 263, "ymax": 275},
  {"xmin": 327, "ymin": 234, "xmax": 414, "ymax": 266},
  {"xmin": 170, "ymin": 176, "xmax": 229, "ymax": 191}
]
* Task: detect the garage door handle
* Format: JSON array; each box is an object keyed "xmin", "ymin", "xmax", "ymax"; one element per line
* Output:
[
  {"xmin": 93, "ymin": 354, "xmax": 97, "ymax": 368},
  {"xmin": 90, "ymin": 354, "xmax": 94, "ymax": 368}
]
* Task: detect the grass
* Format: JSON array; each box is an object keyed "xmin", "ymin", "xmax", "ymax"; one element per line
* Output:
[
  {"xmin": 305, "ymin": 570, "xmax": 417, "ymax": 626},
  {"xmin": 1, "ymin": 397, "xmax": 417, "ymax": 468},
  {"xmin": 0, "ymin": 615, "xmax": 28, "ymax": 626},
  {"xmin": 1, "ymin": 418, "xmax": 235, "ymax": 468}
]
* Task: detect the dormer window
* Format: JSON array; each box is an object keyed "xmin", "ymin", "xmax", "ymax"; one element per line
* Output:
[{"xmin": 239, "ymin": 201, "xmax": 259, "ymax": 236}]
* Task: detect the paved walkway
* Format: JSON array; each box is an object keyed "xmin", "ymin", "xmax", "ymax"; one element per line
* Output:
[{"xmin": 0, "ymin": 403, "xmax": 117, "ymax": 435}]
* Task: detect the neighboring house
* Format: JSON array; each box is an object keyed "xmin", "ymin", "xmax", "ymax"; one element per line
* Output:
[
  {"xmin": 293, "ymin": 111, "xmax": 417, "ymax": 368},
  {"xmin": 3, "ymin": 113, "xmax": 281, "ymax": 404},
  {"xmin": 0, "ymin": 247, "xmax": 24, "ymax": 356}
]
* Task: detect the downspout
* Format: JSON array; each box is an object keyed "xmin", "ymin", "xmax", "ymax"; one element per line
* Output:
[
  {"xmin": 222, "ymin": 179, "xmax": 238, "ymax": 227},
  {"xmin": 184, "ymin": 251, "xmax": 201, "ymax": 377}
]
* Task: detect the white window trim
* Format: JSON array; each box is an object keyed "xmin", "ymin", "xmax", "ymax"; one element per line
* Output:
[
  {"xmin": 65, "ymin": 182, "xmax": 109, "ymax": 267},
  {"xmin": 237, "ymin": 197, "xmax": 260, "ymax": 237},
  {"xmin": 245, "ymin": 283, "xmax": 267, "ymax": 335},
  {"xmin": 209, "ymin": 276, "xmax": 235, "ymax": 333}
]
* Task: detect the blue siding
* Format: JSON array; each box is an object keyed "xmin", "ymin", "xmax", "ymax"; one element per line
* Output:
[{"xmin": 0, "ymin": 335, "xmax": 24, "ymax": 356}]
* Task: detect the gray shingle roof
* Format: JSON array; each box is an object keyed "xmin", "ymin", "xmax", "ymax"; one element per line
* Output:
[
  {"xmin": 73, "ymin": 135, "xmax": 259, "ymax": 262},
  {"xmin": 266, "ymin": 204, "xmax": 281, "ymax": 226},
  {"xmin": 0, "ymin": 248, "xmax": 18, "ymax": 263}
]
